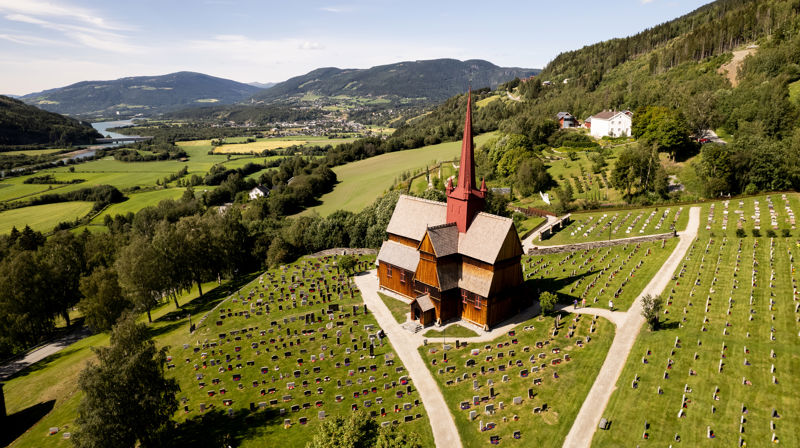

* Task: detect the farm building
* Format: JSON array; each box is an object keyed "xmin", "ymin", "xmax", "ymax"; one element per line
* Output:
[
  {"xmin": 376, "ymin": 93, "xmax": 525, "ymax": 330},
  {"xmin": 556, "ymin": 112, "xmax": 578, "ymax": 129},
  {"xmin": 588, "ymin": 110, "xmax": 633, "ymax": 138},
  {"xmin": 248, "ymin": 185, "xmax": 270, "ymax": 200}
]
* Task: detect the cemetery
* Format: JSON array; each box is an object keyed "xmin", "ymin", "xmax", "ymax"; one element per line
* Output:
[
  {"xmin": 168, "ymin": 254, "xmax": 435, "ymax": 447},
  {"xmin": 594, "ymin": 194, "xmax": 800, "ymax": 446},
  {"xmin": 536, "ymin": 205, "xmax": 689, "ymax": 246},
  {"xmin": 420, "ymin": 311, "xmax": 614, "ymax": 447},
  {"xmin": 523, "ymin": 239, "xmax": 678, "ymax": 311}
]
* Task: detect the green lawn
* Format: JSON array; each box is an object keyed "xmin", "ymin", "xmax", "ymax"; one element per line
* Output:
[
  {"xmin": 516, "ymin": 216, "xmax": 547, "ymax": 238},
  {"xmin": 420, "ymin": 313, "xmax": 614, "ymax": 448},
  {"xmin": 538, "ymin": 205, "xmax": 689, "ymax": 246},
  {"xmin": 697, "ymin": 193, "xmax": 800, "ymax": 238},
  {"xmin": 90, "ymin": 188, "xmax": 186, "ymax": 223},
  {"xmin": 379, "ymin": 292, "xmax": 410, "ymax": 324},
  {"xmin": 422, "ymin": 325, "xmax": 478, "ymax": 338},
  {"xmin": 524, "ymin": 238, "xmax": 678, "ymax": 311},
  {"xmin": 595, "ymin": 236, "xmax": 800, "ymax": 446},
  {"xmin": 303, "ymin": 133, "xmax": 495, "ymax": 216},
  {"xmin": 0, "ymin": 201, "xmax": 94, "ymax": 234}
]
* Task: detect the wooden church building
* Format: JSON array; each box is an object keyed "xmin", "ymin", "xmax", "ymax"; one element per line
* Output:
[{"xmin": 376, "ymin": 93, "xmax": 524, "ymax": 330}]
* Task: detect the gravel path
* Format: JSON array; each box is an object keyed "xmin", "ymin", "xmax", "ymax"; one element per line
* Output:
[
  {"xmin": 355, "ymin": 273, "xmax": 463, "ymax": 448},
  {"xmin": 0, "ymin": 326, "xmax": 92, "ymax": 380},
  {"xmin": 562, "ymin": 206, "xmax": 700, "ymax": 448}
]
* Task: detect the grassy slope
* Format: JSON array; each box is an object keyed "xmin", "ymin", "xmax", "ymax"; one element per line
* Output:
[
  {"xmin": 420, "ymin": 314, "xmax": 613, "ymax": 448},
  {"xmin": 303, "ymin": 133, "xmax": 495, "ymax": 216},
  {"xmin": 8, "ymin": 255, "xmax": 435, "ymax": 448},
  {"xmin": 422, "ymin": 325, "xmax": 478, "ymax": 338},
  {"xmin": 379, "ymin": 292, "xmax": 409, "ymax": 324},
  {"xmin": 0, "ymin": 201, "xmax": 94, "ymax": 234}
]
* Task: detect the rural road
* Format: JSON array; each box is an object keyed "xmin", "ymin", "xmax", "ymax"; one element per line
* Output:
[
  {"xmin": 0, "ymin": 326, "xmax": 91, "ymax": 380},
  {"xmin": 355, "ymin": 273, "xmax": 463, "ymax": 448},
  {"xmin": 562, "ymin": 206, "xmax": 700, "ymax": 448}
]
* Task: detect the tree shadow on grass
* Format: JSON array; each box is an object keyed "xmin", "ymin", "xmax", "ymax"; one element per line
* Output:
[
  {"xmin": 1, "ymin": 400, "xmax": 56, "ymax": 446},
  {"xmin": 157, "ymin": 272, "xmax": 261, "ymax": 325},
  {"xmin": 167, "ymin": 407, "xmax": 280, "ymax": 447}
]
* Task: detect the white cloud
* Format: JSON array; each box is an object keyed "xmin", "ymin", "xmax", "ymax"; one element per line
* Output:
[
  {"xmin": 299, "ymin": 41, "xmax": 324, "ymax": 50},
  {"xmin": 641, "ymin": 0, "xmax": 655, "ymax": 3},
  {"xmin": 0, "ymin": 0, "xmax": 124, "ymax": 30},
  {"xmin": 320, "ymin": 6, "xmax": 348, "ymax": 13},
  {"xmin": 0, "ymin": 32, "xmax": 71, "ymax": 47}
]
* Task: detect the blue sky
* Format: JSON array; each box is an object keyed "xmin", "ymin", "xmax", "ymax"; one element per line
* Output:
[{"xmin": 0, "ymin": 0, "xmax": 713, "ymax": 95}]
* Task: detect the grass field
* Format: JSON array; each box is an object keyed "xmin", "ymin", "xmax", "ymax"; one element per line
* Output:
[
  {"xmin": 303, "ymin": 133, "xmax": 495, "ymax": 216},
  {"xmin": 1, "ymin": 148, "xmax": 66, "ymax": 156},
  {"xmin": 91, "ymin": 188, "xmax": 186, "ymax": 222},
  {"xmin": 379, "ymin": 292, "xmax": 410, "ymax": 324},
  {"xmin": 420, "ymin": 313, "xmax": 614, "ymax": 448},
  {"xmin": 516, "ymin": 215, "xmax": 548, "ymax": 238},
  {"xmin": 0, "ymin": 201, "xmax": 94, "ymax": 234},
  {"xmin": 539, "ymin": 205, "xmax": 689, "ymax": 246},
  {"xmin": 213, "ymin": 137, "xmax": 356, "ymax": 154},
  {"xmin": 524, "ymin": 238, "xmax": 678, "ymax": 311},
  {"xmin": 422, "ymin": 325, "xmax": 478, "ymax": 338},
  {"xmin": 595, "ymin": 236, "xmax": 800, "ymax": 446}
]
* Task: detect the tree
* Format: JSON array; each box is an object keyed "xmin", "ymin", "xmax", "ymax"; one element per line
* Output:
[
  {"xmin": 78, "ymin": 267, "xmax": 132, "ymax": 333},
  {"xmin": 74, "ymin": 314, "xmax": 179, "ymax": 448},
  {"xmin": 539, "ymin": 291, "xmax": 558, "ymax": 315},
  {"xmin": 515, "ymin": 158, "xmax": 554, "ymax": 196},
  {"xmin": 115, "ymin": 236, "xmax": 171, "ymax": 322},
  {"xmin": 338, "ymin": 254, "xmax": 357, "ymax": 276},
  {"xmin": 632, "ymin": 106, "xmax": 694, "ymax": 159},
  {"xmin": 38, "ymin": 230, "xmax": 85, "ymax": 327},
  {"xmin": 307, "ymin": 410, "xmax": 378, "ymax": 448},
  {"xmin": 640, "ymin": 294, "xmax": 663, "ymax": 330},
  {"xmin": 0, "ymin": 251, "xmax": 55, "ymax": 357},
  {"xmin": 554, "ymin": 183, "xmax": 574, "ymax": 214}
]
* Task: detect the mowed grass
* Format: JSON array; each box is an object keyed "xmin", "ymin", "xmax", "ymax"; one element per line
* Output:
[
  {"xmin": 422, "ymin": 325, "xmax": 478, "ymax": 338},
  {"xmin": 304, "ymin": 133, "xmax": 495, "ymax": 216},
  {"xmin": 523, "ymin": 238, "xmax": 678, "ymax": 311},
  {"xmin": 539, "ymin": 205, "xmax": 689, "ymax": 246},
  {"xmin": 379, "ymin": 292, "xmax": 410, "ymax": 324},
  {"xmin": 595, "ymin": 237, "xmax": 800, "ymax": 447},
  {"xmin": 516, "ymin": 216, "xmax": 548, "ymax": 238},
  {"xmin": 0, "ymin": 201, "xmax": 94, "ymax": 234},
  {"xmin": 91, "ymin": 188, "xmax": 185, "ymax": 222},
  {"xmin": 420, "ymin": 313, "xmax": 614, "ymax": 448}
]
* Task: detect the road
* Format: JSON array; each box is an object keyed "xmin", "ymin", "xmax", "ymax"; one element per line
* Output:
[
  {"xmin": 561, "ymin": 206, "xmax": 700, "ymax": 448},
  {"xmin": 0, "ymin": 326, "xmax": 91, "ymax": 380}
]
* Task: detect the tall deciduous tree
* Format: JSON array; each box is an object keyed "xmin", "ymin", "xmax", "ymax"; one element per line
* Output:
[
  {"xmin": 74, "ymin": 314, "xmax": 179, "ymax": 448},
  {"xmin": 38, "ymin": 230, "xmax": 85, "ymax": 327},
  {"xmin": 0, "ymin": 251, "xmax": 54, "ymax": 356},
  {"xmin": 78, "ymin": 266, "xmax": 132, "ymax": 333},
  {"xmin": 115, "ymin": 236, "xmax": 170, "ymax": 322}
]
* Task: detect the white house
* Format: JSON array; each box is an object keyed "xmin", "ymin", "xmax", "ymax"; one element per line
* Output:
[
  {"xmin": 248, "ymin": 185, "xmax": 270, "ymax": 200},
  {"xmin": 588, "ymin": 110, "xmax": 633, "ymax": 138}
]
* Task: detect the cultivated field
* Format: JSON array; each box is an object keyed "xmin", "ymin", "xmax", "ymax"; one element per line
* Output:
[
  {"xmin": 0, "ymin": 201, "xmax": 94, "ymax": 234},
  {"xmin": 212, "ymin": 136, "xmax": 356, "ymax": 154}
]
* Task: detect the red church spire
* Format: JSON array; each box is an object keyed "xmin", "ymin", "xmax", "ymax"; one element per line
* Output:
[{"xmin": 446, "ymin": 90, "xmax": 486, "ymax": 233}]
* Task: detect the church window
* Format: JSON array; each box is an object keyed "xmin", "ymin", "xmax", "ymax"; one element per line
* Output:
[
  {"xmin": 387, "ymin": 265, "xmax": 392, "ymax": 278},
  {"xmin": 400, "ymin": 270, "xmax": 406, "ymax": 284}
]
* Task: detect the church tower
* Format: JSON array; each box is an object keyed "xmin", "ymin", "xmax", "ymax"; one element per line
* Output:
[{"xmin": 446, "ymin": 91, "xmax": 488, "ymax": 233}]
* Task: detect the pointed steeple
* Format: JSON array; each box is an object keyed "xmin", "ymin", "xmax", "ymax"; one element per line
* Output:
[{"xmin": 446, "ymin": 90, "xmax": 486, "ymax": 233}]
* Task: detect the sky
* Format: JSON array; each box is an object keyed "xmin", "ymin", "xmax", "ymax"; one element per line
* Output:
[{"xmin": 0, "ymin": 0, "xmax": 714, "ymax": 95}]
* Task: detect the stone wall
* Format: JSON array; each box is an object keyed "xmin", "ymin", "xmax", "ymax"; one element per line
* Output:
[
  {"xmin": 310, "ymin": 248, "xmax": 378, "ymax": 257},
  {"xmin": 528, "ymin": 232, "xmax": 675, "ymax": 254}
]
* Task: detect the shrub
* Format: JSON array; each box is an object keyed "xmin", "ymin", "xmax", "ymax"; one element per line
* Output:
[
  {"xmin": 752, "ymin": 228, "xmax": 761, "ymax": 237},
  {"xmin": 736, "ymin": 228, "xmax": 746, "ymax": 238},
  {"xmin": 766, "ymin": 229, "xmax": 776, "ymax": 238},
  {"xmin": 782, "ymin": 228, "xmax": 791, "ymax": 237}
]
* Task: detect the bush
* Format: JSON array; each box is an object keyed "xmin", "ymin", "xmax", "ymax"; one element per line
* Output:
[
  {"xmin": 641, "ymin": 294, "xmax": 664, "ymax": 330},
  {"xmin": 766, "ymin": 229, "xmax": 776, "ymax": 238},
  {"xmin": 539, "ymin": 291, "xmax": 558, "ymax": 315},
  {"xmin": 736, "ymin": 228, "xmax": 746, "ymax": 238},
  {"xmin": 752, "ymin": 228, "xmax": 761, "ymax": 237},
  {"xmin": 782, "ymin": 228, "xmax": 791, "ymax": 237}
]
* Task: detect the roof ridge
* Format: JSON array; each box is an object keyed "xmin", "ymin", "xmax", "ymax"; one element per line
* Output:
[
  {"xmin": 399, "ymin": 194, "xmax": 446, "ymax": 207},
  {"xmin": 474, "ymin": 211, "xmax": 513, "ymax": 223},
  {"xmin": 428, "ymin": 222, "xmax": 457, "ymax": 230}
]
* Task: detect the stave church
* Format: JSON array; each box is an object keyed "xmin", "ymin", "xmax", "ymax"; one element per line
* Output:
[{"xmin": 376, "ymin": 92, "xmax": 525, "ymax": 330}]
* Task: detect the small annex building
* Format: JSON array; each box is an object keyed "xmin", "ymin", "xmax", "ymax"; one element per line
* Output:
[
  {"xmin": 249, "ymin": 185, "xmax": 270, "ymax": 200},
  {"xmin": 377, "ymin": 93, "xmax": 525, "ymax": 330}
]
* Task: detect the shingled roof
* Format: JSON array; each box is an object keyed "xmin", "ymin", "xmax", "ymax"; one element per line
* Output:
[
  {"xmin": 412, "ymin": 294, "xmax": 435, "ymax": 312},
  {"xmin": 458, "ymin": 212, "xmax": 520, "ymax": 264},
  {"xmin": 376, "ymin": 240, "xmax": 420, "ymax": 272},
  {"xmin": 426, "ymin": 223, "xmax": 459, "ymax": 257},
  {"xmin": 385, "ymin": 195, "xmax": 446, "ymax": 241}
]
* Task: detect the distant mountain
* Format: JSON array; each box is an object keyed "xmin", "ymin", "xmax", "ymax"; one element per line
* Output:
[
  {"xmin": 251, "ymin": 59, "xmax": 539, "ymax": 104},
  {"xmin": 21, "ymin": 72, "xmax": 263, "ymax": 119},
  {"xmin": 247, "ymin": 82, "xmax": 276, "ymax": 89},
  {"xmin": 0, "ymin": 95, "xmax": 101, "ymax": 147}
]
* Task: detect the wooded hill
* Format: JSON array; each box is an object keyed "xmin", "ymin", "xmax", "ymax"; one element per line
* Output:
[
  {"xmin": 388, "ymin": 0, "xmax": 800, "ymax": 199},
  {"xmin": 251, "ymin": 59, "xmax": 539, "ymax": 104},
  {"xmin": 20, "ymin": 72, "xmax": 264, "ymax": 119},
  {"xmin": 0, "ymin": 95, "xmax": 101, "ymax": 147}
]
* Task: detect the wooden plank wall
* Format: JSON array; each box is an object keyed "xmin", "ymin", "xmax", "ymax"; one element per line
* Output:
[{"xmin": 377, "ymin": 262, "xmax": 415, "ymax": 297}]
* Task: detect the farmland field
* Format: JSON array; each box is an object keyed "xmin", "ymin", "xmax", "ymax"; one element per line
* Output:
[
  {"xmin": 304, "ymin": 133, "xmax": 495, "ymax": 216},
  {"xmin": 91, "ymin": 188, "xmax": 186, "ymax": 221},
  {"xmin": 213, "ymin": 136, "xmax": 356, "ymax": 154},
  {"xmin": 0, "ymin": 201, "xmax": 94, "ymax": 234}
]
